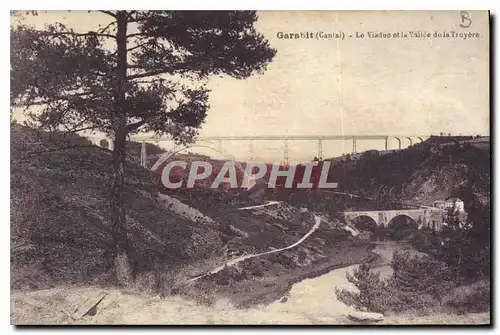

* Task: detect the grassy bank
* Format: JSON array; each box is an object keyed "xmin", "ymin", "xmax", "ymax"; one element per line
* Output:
[{"xmin": 203, "ymin": 240, "xmax": 376, "ymax": 308}]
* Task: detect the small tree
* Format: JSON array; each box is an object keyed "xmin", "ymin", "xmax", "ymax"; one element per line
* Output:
[
  {"xmin": 440, "ymin": 200, "xmax": 484, "ymax": 281},
  {"xmin": 389, "ymin": 251, "xmax": 454, "ymax": 306},
  {"xmin": 11, "ymin": 11, "xmax": 276, "ymax": 284},
  {"xmin": 336, "ymin": 252, "xmax": 455, "ymax": 315},
  {"xmin": 335, "ymin": 263, "xmax": 390, "ymax": 314}
]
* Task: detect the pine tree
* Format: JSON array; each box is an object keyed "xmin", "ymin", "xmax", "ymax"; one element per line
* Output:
[
  {"xmin": 11, "ymin": 10, "xmax": 276, "ymax": 284},
  {"xmin": 335, "ymin": 263, "xmax": 389, "ymax": 313}
]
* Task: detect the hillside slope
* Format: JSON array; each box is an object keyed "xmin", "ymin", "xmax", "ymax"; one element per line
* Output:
[
  {"xmin": 340, "ymin": 140, "xmax": 490, "ymax": 208},
  {"xmin": 11, "ymin": 125, "xmax": 223, "ymax": 290},
  {"xmin": 11, "ymin": 125, "xmax": 371, "ymax": 307},
  {"xmin": 283, "ymin": 139, "xmax": 490, "ymax": 216}
]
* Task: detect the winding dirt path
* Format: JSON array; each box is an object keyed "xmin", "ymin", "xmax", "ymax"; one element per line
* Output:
[
  {"xmin": 187, "ymin": 212, "xmax": 322, "ymax": 282},
  {"xmin": 236, "ymin": 201, "xmax": 281, "ymax": 211}
]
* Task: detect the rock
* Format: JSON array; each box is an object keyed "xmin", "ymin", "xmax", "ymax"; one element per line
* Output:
[
  {"xmin": 86, "ymin": 306, "xmax": 97, "ymax": 316},
  {"xmin": 71, "ymin": 292, "xmax": 107, "ymax": 320},
  {"xmin": 343, "ymin": 225, "xmax": 359, "ymax": 236},
  {"xmin": 347, "ymin": 311, "xmax": 384, "ymax": 323}
]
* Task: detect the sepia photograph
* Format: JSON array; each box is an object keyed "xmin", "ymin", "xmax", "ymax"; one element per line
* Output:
[{"xmin": 9, "ymin": 9, "xmax": 491, "ymax": 325}]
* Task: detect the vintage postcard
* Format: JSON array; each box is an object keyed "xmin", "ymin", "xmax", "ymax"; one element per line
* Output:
[{"xmin": 10, "ymin": 10, "xmax": 490, "ymax": 325}]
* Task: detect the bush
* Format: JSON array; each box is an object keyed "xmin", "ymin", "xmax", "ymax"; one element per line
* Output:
[
  {"xmin": 185, "ymin": 281, "xmax": 218, "ymax": 306},
  {"xmin": 408, "ymin": 229, "xmax": 441, "ymax": 252},
  {"xmin": 134, "ymin": 264, "xmax": 188, "ymax": 297},
  {"xmin": 335, "ymin": 263, "xmax": 394, "ymax": 314},
  {"xmin": 336, "ymin": 251, "xmax": 456, "ymax": 315},
  {"xmin": 134, "ymin": 264, "xmax": 218, "ymax": 306},
  {"xmin": 389, "ymin": 251, "xmax": 455, "ymax": 305},
  {"xmin": 443, "ymin": 280, "xmax": 490, "ymax": 313}
]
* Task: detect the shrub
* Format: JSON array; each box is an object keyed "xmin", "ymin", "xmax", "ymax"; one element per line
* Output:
[
  {"xmin": 336, "ymin": 251, "xmax": 456, "ymax": 315},
  {"xmin": 134, "ymin": 264, "xmax": 188, "ymax": 297},
  {"xmin": 443, "ymin": 279, "xmax": 490, "ymax": 313},
  {"xmin": 185, "ymin": 280, "xmax": 218, "ymax": 306},
  {"xmin": 335, "ymin": 263, "xmax": 394, "ymax": 314},
  {"xmin": 389, "ymin": 251, "xmax": 455, "ymax": 305},
  {"xmin": 408, "ymin": 230, "xmax": 441, "ymax": 252},
  {"xmin": 134, "ymin": 264, "xmax": 218, "ymax": 306}
]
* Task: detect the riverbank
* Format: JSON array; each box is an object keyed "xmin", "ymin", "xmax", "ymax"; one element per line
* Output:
[
  {"xmin": 11, "ymin": 240, "xmax": 489, "ymax": 325},
  {"xmin": 176, "ymin": 206, "xmax": 379, "ymax": 308},
  {"xmin": 201, "ymin": 237, "xmax": 422, "ymax": 309},
  {"xmin": 210, "ymin": 240, "xmax": 377, "ymax": 308},
  {"xmin": 10, "ymin": 284, "xmax": 490, "ymax": 325}
]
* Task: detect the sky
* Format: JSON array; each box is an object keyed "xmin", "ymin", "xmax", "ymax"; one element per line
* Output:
[{"xmin": 12, "ymin": 10, "xmax": 490, "ymax": 162}]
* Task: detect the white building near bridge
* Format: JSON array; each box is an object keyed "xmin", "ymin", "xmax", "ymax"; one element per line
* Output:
[{"xmin": 433, "ymin": 198, "xmax": 465, "ymax": 213}]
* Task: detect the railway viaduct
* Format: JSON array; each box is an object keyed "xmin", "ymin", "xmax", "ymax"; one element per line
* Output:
[{"xmin": 86, "ymin": 134, "xmax": 430, "ymax": 167}]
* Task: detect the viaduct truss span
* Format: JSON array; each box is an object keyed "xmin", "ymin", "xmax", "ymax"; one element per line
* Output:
[
  {"xmin": 342, "ymin": 208, "xmax": 445, "ymax": 231},
  {"xmin": 129, "ymin": 134, "xmax": 427, "ymax": 155},
  {"xmin": 87, "ymin": 134, "xmax": 433, "ymax": 167}
]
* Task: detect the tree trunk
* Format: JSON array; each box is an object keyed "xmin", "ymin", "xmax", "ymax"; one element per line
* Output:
[
  {"xmin": 111, "ymin": 130, "xmax": 133, "ymax": 285},
  {"xmin": 110, "ymin": 11, "xmax": 133, "ymax": 285}
]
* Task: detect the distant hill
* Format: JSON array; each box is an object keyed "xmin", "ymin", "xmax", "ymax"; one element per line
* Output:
[
  {"xmin": 338, "ymin": 138, "xmax": 490, "ymax": 207},
  {"xmin": 272, "ymin": 137, "xmax": 490, "ymax": 218}
]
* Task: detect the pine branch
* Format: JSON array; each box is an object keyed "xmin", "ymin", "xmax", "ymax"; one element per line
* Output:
[
  {"xmin": 40, "ymin": 31, "xmax": 116, "ymax": 39},
  {"xmin": 97, "ymin": 21, "xmax": 117, "ymax": 35},
  {"xmin": 126, "ymin": 120, "xmax": 147, "ymax": 132},
  {"xmin": 64, "ymin": 125, "xmax": 105, "ymax": 134},
  {"xmin": 125, "ymin": 32, "xmax": 148, "ymax": 39},
  {"xmin": 98, "ymin": 10, "xmax": 117, "ymax": 18},
  {"xmin": 126, "ymin": 41, "xmax": 151, "ymax": 53},
  {"xmin": 127, "ymin": 69, "xmax": 172, "ymax": 80},
  {"xmin": 13, "ymin": 91, "xmax": 98, "ymax": 108}
]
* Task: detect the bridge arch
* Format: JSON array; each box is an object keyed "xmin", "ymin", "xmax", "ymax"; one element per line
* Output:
[
  {"xmin": 387, "ymin": 214, "xmax": 418, "ymax": 239},
  {"xmin": 393, "ymin": 137, "xmax": 402, "ymax": 150},
  {"xmin": 151, "ymin": 144, "xmax": 244, "ymax": 171},
  {"xmin": 344, "ymin": 212, "xmax": 380, "ymax": 228},
  {"xmin": 150, "ymin": 143, "xmax": 254, "ymax": 189},
  {"xmin": 388, "ymin": 214, "xmax": 418, "ymax": 227},
  {"xmin": 350, "ymin": 215, "xmax": 379, "ymax": 231}
]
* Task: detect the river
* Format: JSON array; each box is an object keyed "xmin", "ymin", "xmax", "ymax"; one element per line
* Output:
[
  {"xmin": 178, "ymin": 206, "xmax": 427, "ymax": 323},
  {"xmin": 184, "ymin": 207, "xmax": 426, "ymax": 322},
  {"xmin": 10, "ymin": 204, "xmax": 431, "ymax": 325},
  {"xmin": 245, "ymin": 240, "xmax": 425, "ymax": 323},
  {"xmin": 12, "ymin": 239, "xmax": 465, "ymax": 325}
]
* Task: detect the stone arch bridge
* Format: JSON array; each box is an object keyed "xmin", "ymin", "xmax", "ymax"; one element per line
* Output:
[{"xmin": 342, "ymin": 208, "xmax": 445, "ymax": 231}]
